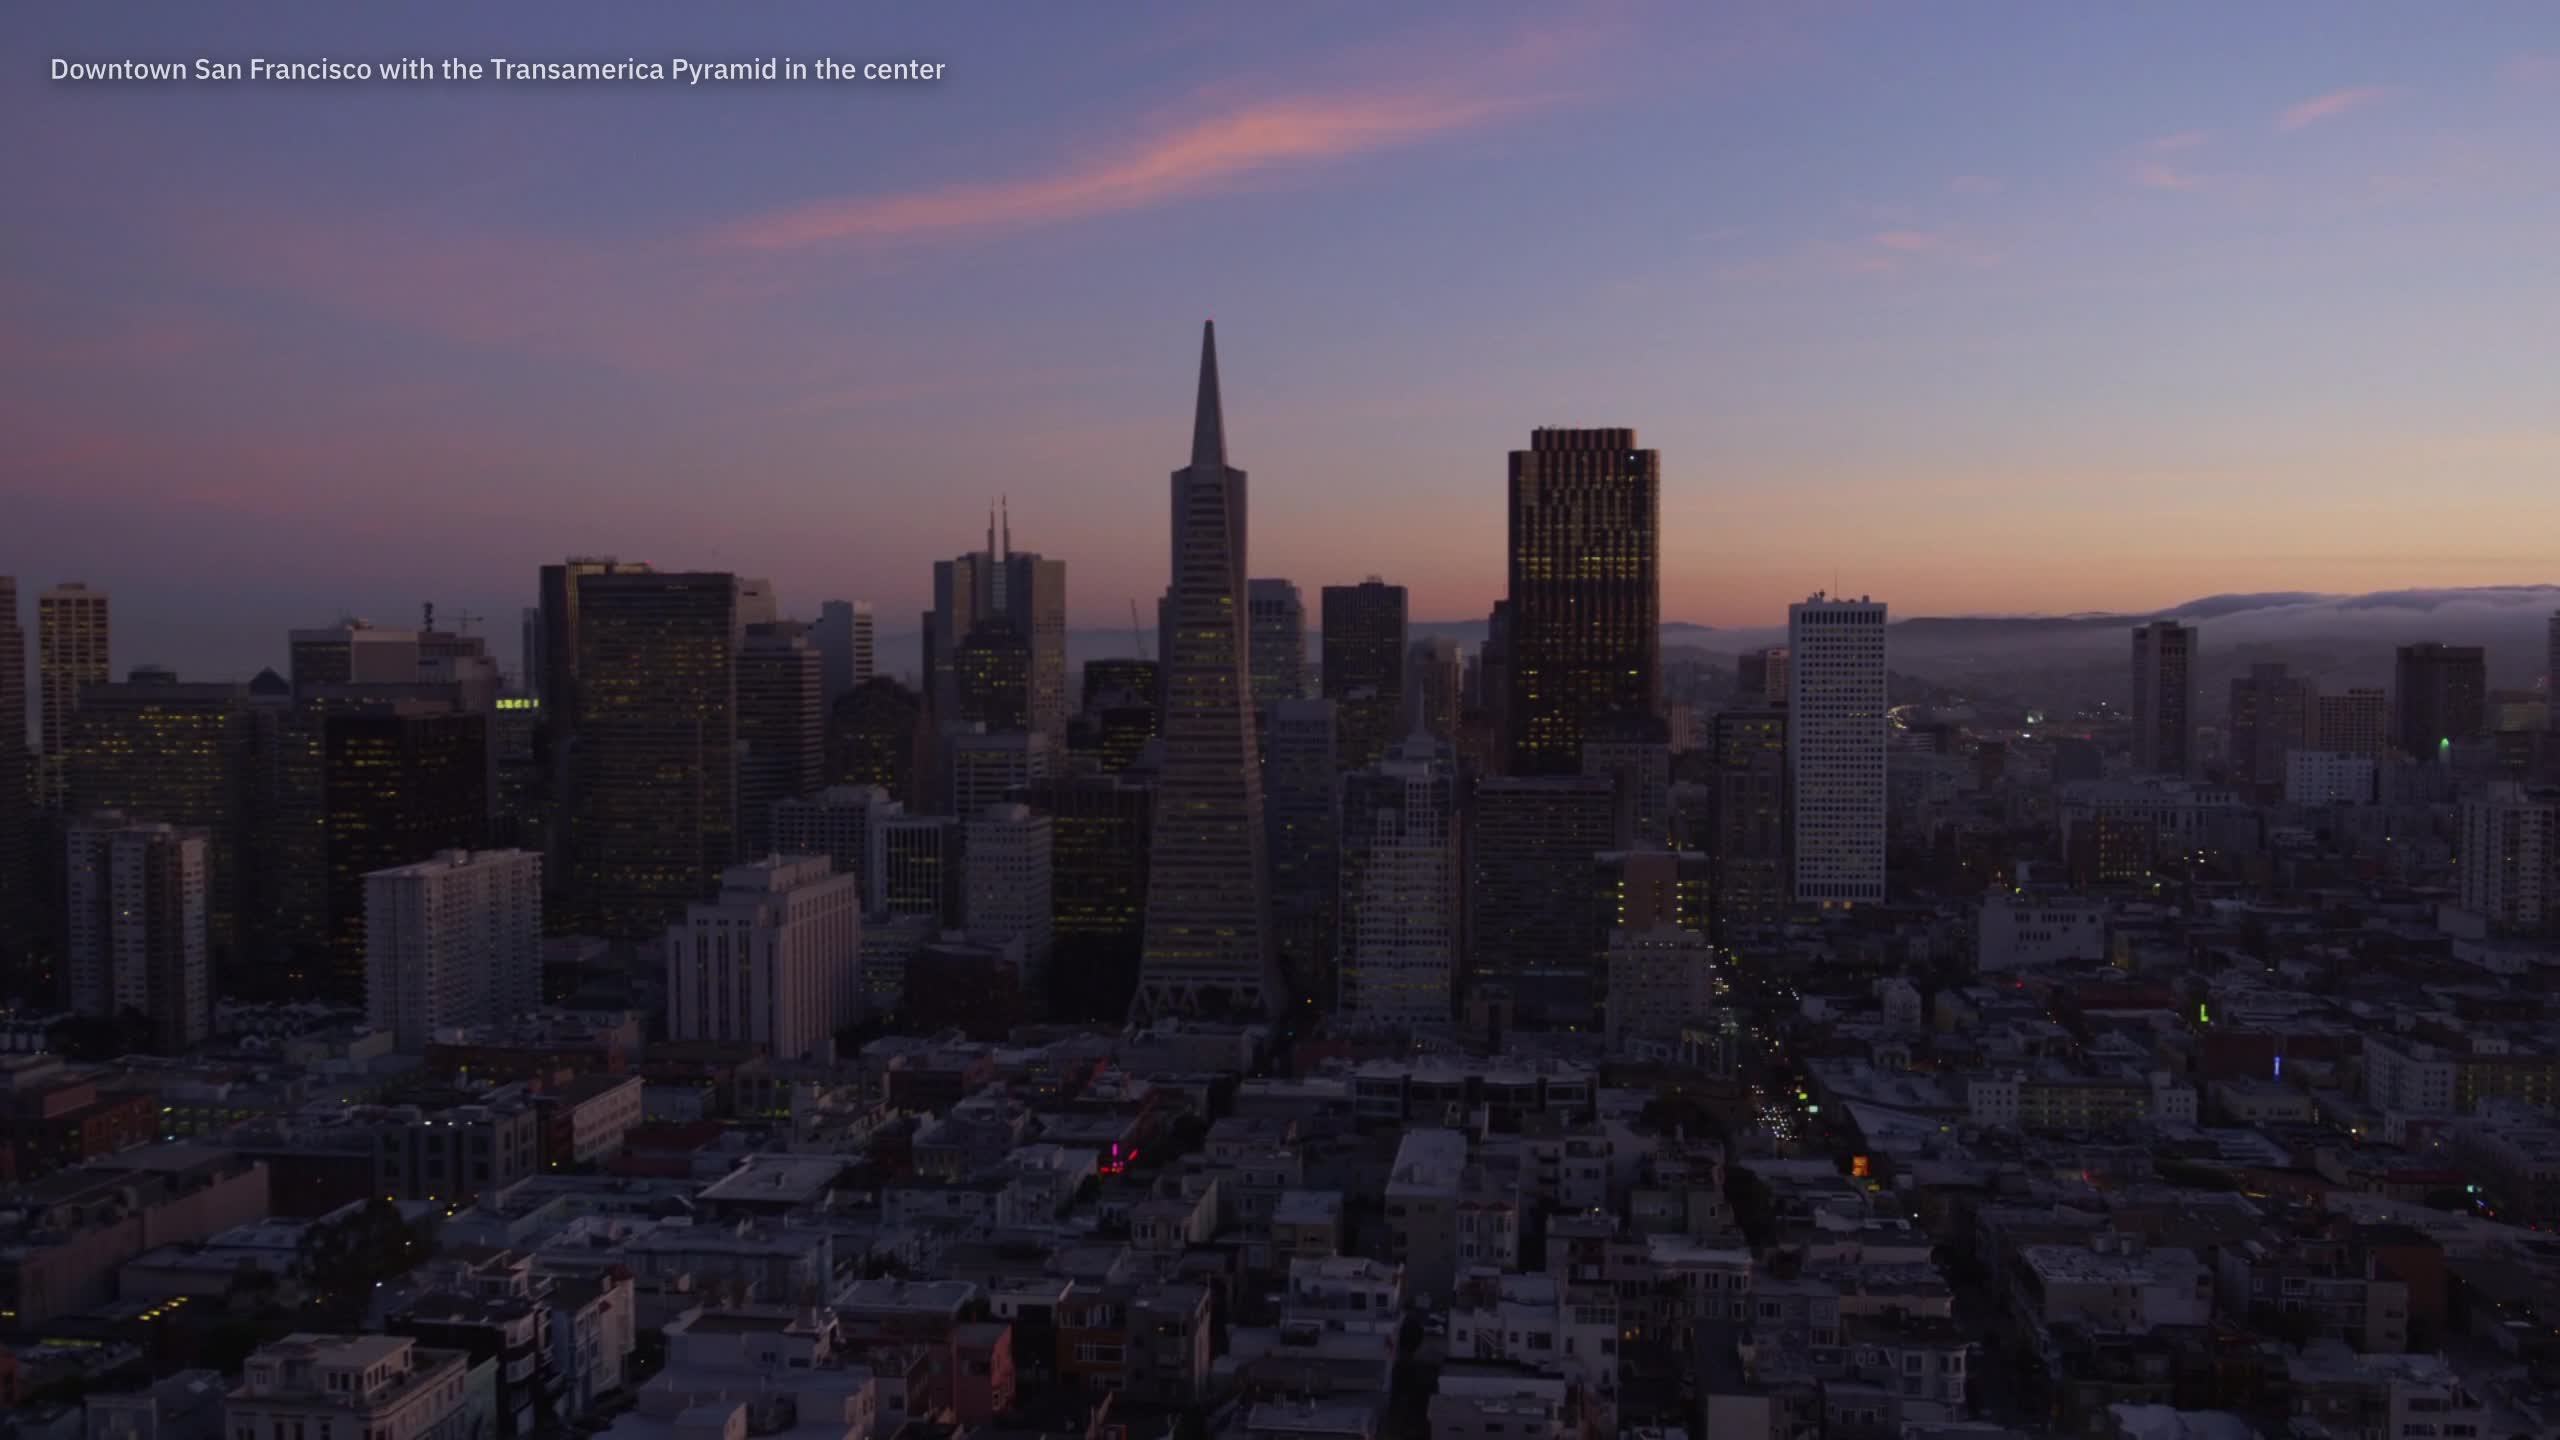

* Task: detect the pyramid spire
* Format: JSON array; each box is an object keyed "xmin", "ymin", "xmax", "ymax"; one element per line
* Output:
[{"xmin": 1191, "ymin": 320, "xmax": 1226, "ymax": 470}]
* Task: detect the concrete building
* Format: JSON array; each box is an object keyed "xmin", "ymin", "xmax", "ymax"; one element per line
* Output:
[
  {"xmin": 1976, "ymin": 893, "xmax": 2108, "ymax": 972},
  {"xmin": 963, "ymin": 803, "xmax": 1052, "ymax": 1004},
  {"xmin": 1466, "ymin": 776, "xmax": 1618, "ymax": 1028},
  {"xmin": 1321, "ymin": 579, "xmax": 1408, "ymax": 772},
  {"xmin": 2129, "ymin": 621, "xmax": 2196, "ymax": 777},
  {"xmin": 227, "ymin": 1334, "xmax": 473, "ymax": 1440},
  {"xmin": 1789, "ymin": 593, "xmax": 1888, "ymax": 905},
  {"xmin": 1384, "ymin": 1128, "xmax": 1469, "ymax": 1300},
  {"xmin": 2459, "ymin": 783, "xmax": 2556, "ymax": 936},
  {"xmin": 2395, "ymin": 642, "xmax": 2487, "ymax": 756},
  {"xmin": 364, "ymin": 849, "xmax": 543, "ymax": 1052},
  {"xmin": 813, "ymin": 599, "xmax": 876, "ymax": 709},
  {"xmin": 1602, "ymin": 925, "xmax": 1714, "ymax": 1052},
  {"xmin": 2285, "ymin": 750, "xmax": 2376, "ymax": 807},
  {"xmin": 737, "ymin": 621, "xmax": 826, "ymax": 858},
  {"xmin": 942, "ymin": 728, "xmax": 1052, "ymax": 816},
  {"xmin": 1406, "ymin": 635, "xmax": 1464, "ymax": 744},
  {"xmin": 1247, "ymin": 578, "xmax": 1308, "ymax": 712},
  {"xmin": 1707, "ymin": 707, "xmax": 1788, "ymax": 940},
  {"xmin": 64, "ymin": 815, "xmax": 209, "ymax": 1052},
  {"xmin": 2313, "ymin": 687, "xmax": 2388, "ymax": 757},
  {"xmin": 2228, "ymin": 661, "xmax": 2314, "ymax": 792},
  {"xmin": 1338, "ymin": 737, "xmax": 1459, "ymax": 1026},
  {"xmin": 666, "ymin": 857, "xmax": 862, "ymax": 1060},
  {"xmin": 1738, "ymin": 646, "xmax": 1790, "ymax": 706},
  {"xmin": 37, "ymin": 581, "xmax": 110, "ymax": 809},
  {"xmin": 770, "ymin": 784, "xmax": 889, "ymax": 900}
]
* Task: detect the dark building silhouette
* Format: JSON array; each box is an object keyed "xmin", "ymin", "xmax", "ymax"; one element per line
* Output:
[
  {"xmin": 1132, "ymin": 322, "xmax": 1278, "ymax": 1020},
  {"xmin": 2396, "ymin": 643, "xmax": 2487, "ymax": 758},
  {"xmin": 827, "ymin": 677, "xmax": 927, "ymax": 808},
  {"xmin": 1708, "ymin": 707, "xmax": 1789, "ymax": 942},
  {"xmin": 2130, "ymin": 622, "xmax": 2196, "ymax": 777},
  {"xmin": 1264, "ymin": 698, "xmax": 1339, "ymax": 1010},
  {"xmin": 2228, "ymin": 661, "xmax": 2313, "ymax": 793},
  {"xmin": 926, "ymin": 503, "xmax": 1068, "ymax": 740},
  {"xmin": 1321, "ymin": 579, "xmax": 1408, "ymax": 772},
  {"xmin": 1248, "ymin": 579, "xmax": 1307, "ymax": 713},
  {"xmin": 1503, "ymin": 428, "xmax": 1660, "ymax": 775},
  {"xmin": 953, "ymin": 618, "xmax": 1034, "ymax": 732},
  {"xmin": 1023, "ymin": 773, "xmax": 1153, "ymax": 1023},
  {"xmin": 1466, "ymin": 775, "xmax": 1618, "ymax": 1028},
  {"xmin": 569, "ymin": 571, "xmax": 741, "ymax": 940},
  {"xmin": 0, "ymin": 577, "xmax": 35, "ymax": 1000},
  {"xmin": 737, "ymin": 621, "xmax": 825, "ymax": 858}
]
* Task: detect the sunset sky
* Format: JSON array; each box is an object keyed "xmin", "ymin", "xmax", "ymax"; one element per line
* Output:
[{"xmin": 5, "ymin": 2, "xmax": 2558, "ymax": 677}]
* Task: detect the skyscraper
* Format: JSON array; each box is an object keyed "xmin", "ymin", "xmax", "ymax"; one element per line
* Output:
[
  {"xmin": 37, "ymin": 582, "xmax": 110, "ymax": 810},
  {"xmin": 926, "ymin": 503, "xmax": 1068, "ymax": 740},
  {"xmin": 1504, "ymin": 429, "xmax": 1660, "ymax": 775},
  {"xmin": 66, "ymin": 675, "xmax": 262, "ymax": 981},
  {"xmin": 2395, "ymin": 642, "xmax": 2488, "ymax": 758},
  {"xmin": 1022, "ymin": 772, "xmax": 1152, "ymax": 1022},
  {"xmin": 1132, "ymin": 322, "xmax": 1277, "ymax": 1020},
  {"xmin": 1405, "ymin": 636, "xmax": 1464, "ymax": 744},
  {"xmin": 1707, "ymin": 707, "xmax": 1789, "ymax": 941},
  {"xmin": 737, "ymin": 621, "xmax": 826, "ymax": 857},
  {"xmin": 1469, "ymin": 776, "xmax": 1619, "ymax": 1027},
  {"xmin": 1788, "ymin": 594, "xmax": 1887, "ymax": 906},
  {"xmin": 2458, "ymin": 783, "xmax": 2555, "ymax": 936},
  {"xmin": 2227, "ymin": 661, "xmax": 2313, "ymax": 792},
  {"xmin": 827, "ymin": 676, "xmax": 926, "ymax": 806},
  {"xmin": 1580, "ymin": 711, "xmax": 1671, "ymax": 848},
  {"xmin": 665, "ymin": 857, "xmax": 861, "ymax": 1061},
  {"xmin": 943, "ymin": 729, "xmax": 1052, "ymax": 815},
  {"xmin": 772, "ymin": 784, "xmax": 889, "ymax": 893},
  {"xmin": 2129, "ymin": 622, "xmax": 2196, "ymax": 777},
  {"xmin": 1338, "ymin": 737, "xmax": 1459, "ymax": 1027},
  {"xmin": 536, "ymin": 557, "xmax": 654, "ymax": 919},
  {"xmin": 0, "ymin": 578, "xmax": 32, "ymax": 994},
  {"xmin": 364, "ymin": 848, "xmax": 542, "ymax": 1052},
  {"xmin": 1247, "ymin": 579, "xmax": 1307, "ymax": 713},
  {"xmin": 64, "ymin": 815, "xmax": 208, "ymax": 1053},
  {"xmin": 2313, "ymin": 688, "xmax": 2388, "ymax": 757},
  {"xmin": 570, "ymin": 571, "xmax": 742, "ymax": 939},
  {"xmin": 814, "ymin": 600, "xmax": 877, "ymax": 710},
  {"xmin": 1263, "ymin": 698, "xmax": 1339, "ymax": 1009},
  {"xmin": 2547, "ymin": 612, "xmax": 2558, "ymax": 731},
  {"xmin": 1321, "ymin": 579, "xmax": 1408, "ymax": 772},
  {"xmin": 964, "ymin": 803, "xmax": 1054, "ymax": 1006}
]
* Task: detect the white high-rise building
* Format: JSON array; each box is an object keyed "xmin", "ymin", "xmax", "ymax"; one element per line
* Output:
[
  {"xmin": 1788, "ymin": 594, "xmax": 1888, "ymax": 905},
  {"xmin": 2459, "ymin": 783, "xmax": 2556, "ymax": 935},
  {"xmin": 65, "ymin": 814, "xmax": 208, "ymax": 1051},
  {"xmin": 666, "ymin": 856, "xmax": 861, "ymax": 1060},
  {"xmin": 364, "ymin": 848, "xmax": 543, "ymax": 1051},
  {"xmin": 1337, "ymin": 737, "xmax": 1459, "ymax": 1026},
  {"xmin": 964, "ymin": 803, "xmax": 1053, "ymax": 1006}
]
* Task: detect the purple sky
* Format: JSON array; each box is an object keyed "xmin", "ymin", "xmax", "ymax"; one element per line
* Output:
[{"xmin": 5, "ymin": 2, "xmax": 2559, "ymax": 680}]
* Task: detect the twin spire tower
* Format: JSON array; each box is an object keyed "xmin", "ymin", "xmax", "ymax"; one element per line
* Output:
[{"xmin": 1130, "ymin": 322, "xmax": 1282, "ymax": 1021}]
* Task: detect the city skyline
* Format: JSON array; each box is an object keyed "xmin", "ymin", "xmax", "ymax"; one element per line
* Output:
[{"xmin": 9, "ymin": 3, "xmax": 2560, "ymax": 664}]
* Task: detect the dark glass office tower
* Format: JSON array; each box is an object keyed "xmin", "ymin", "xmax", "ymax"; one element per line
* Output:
[
  {"xmin": 1503, "ymin": 428, "xmax": 1660, "ymax": 776},
  {"xmin": 1321, "ymin": 579, "xmax": 1407, "ymax": 772}
]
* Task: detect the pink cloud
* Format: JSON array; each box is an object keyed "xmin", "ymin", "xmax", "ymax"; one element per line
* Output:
[
  {"xmin": 2505, "ymin": 54, "xmax": 2560, "ymax": 86},
  {"xmin": 2278, "ymin": 86, "xmax": 2395, "ymax": 132},
  {"xmin": 712, "ymin": 87, "xmax": 1544, "ymax": 251},
  {"xmin": 2133, "ymin": 160, "xmax": 2204, "ymax": 192}
]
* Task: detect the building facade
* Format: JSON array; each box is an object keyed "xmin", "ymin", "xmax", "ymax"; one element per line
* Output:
[
  {"xmin": 2129, "ymin": 621, "xmax": 2195, "ymax": 777},
  {"xmin": 1503, "ymin": 429, "xmax": 1660, "ymax": 776},
  {"xmin": 364, "ymin": 848, "xmax": 543, "ymax": 1052},
  {"xmin": 1788, "ymin": 594, "xmax": 1888, "ymax": 905},
  {"xmin": 64, "ymin": 816, "xmax": 208, "ymax": 1052},
  {"xmin": 666, "ymin": 857, "xmax": 862, "ymax": 1060}
]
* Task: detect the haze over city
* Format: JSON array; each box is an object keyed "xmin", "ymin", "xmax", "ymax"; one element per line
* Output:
[{"xmin": 9, "ymin": 0, "xmax": 2560, "ymax": 680}]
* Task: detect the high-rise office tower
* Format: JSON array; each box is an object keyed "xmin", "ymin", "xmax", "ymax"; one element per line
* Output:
[
  {"xmin": 1580, "ymin": 711, "xmax": 1671, "ymax": 848},
  {"xmin": 737, "ymin": 621, "xmax": 826, "ymax": 857},
  {"xmin": 1737, "ymin": 648, "xmax": 1790, "ymax": 706},
  {"xmin": 813, "ymin": 600, "xmax": 877, "ymax": 710},
  {"xmin": 772, "ymin": 785, "xmax": 889, "ymax": 896},
  {"xmin": 2227, "ymin": 661, "xmax": 2314, "ymax": 791},
  {"xmin": 2129, "ymin": 622, "xmax": 2196, "ymax": 777},
  {"xmin": 952, "ymin": 619, "xmax": 1033, "ymax": 731},
  {"xmin": 2313, "ymin": 688, "xmax": 2388, "ymax": 758},
  {"xmin": 1263, "ymin": 698, "xmax": 1340, "ymax": 1009},
  {"xmin": 2395, "ymin": 643, "xmax": 2488, "ymax": 759},
  {"xmin": 1707, "ymin": 708, "xmax": 1789, "ymax": 941},
  {"xmin": 271, "ymin": 701, "xmax": 490, "ymax": 1003},
  {"xmin": 1073, "ymin": 658, "xmax": 1159, "ymax": 776},
  {"xmin": 1321, "ymin": 580, "xmax": 1408, "ymax": 772},
  {"xmin": 944, "ymin": 729, "xmax": 1052, "ymax": 815},
  {"xmin": 0, "ymin": 578, "xmax": 33, "ymax": 994},
  {"xmin": 737, "ymin": 577, "xmax": 780, "ymax": 627},
  {"xmin": 1504, "ymin": 429, "xmax": 1660, "ymax": 776},
  {"xmin": 1338, "ymin": 737, "xmax": 1459, "ymax": 1027},
  {"xmin": 1132, "ymin": 322, "xmax": 1277, "ymax": 1020},
  {"xmin": 1788, "ymin": 594, "xmax": 1887, "ymax": 906},
  {"xmin": 290, "ymin": 621, "xmax": 424, "ymax": 691},
  {"xmin": 1248, "ymin": 579, "xmax": 1307, "ymax": 711},
  {"xmin": 1022, "ymin": 773, "xmax": 1153, "ymax": 1022},
  {"xmin": 37, "ymin": 582, "xmax": 110, "ymax": 810},
  {"xmin": 2459, "ymin": 783, "xmax": 2555, "ymax": 936},
  {"xmin": 65, "ymin": 675, "xmax": 262, "ymax": 982},
  {"xmin": 926, "ymin": 502, "xmax": 1068, "ymax": 740},
  {"xmin": 1467, "ymin": 775, "xmax": 1619, "ymax": 1027},
  {"xmin": 363, "ymin": 848, "xmax": 542, "ymax": 1052},
  {"xmin": 827, "ymin": 677, "xmax": 926, "ymax": 806},
  {"xmin": 2549, "ymin": 612, "xmax": 2559, "ymax": 731},
  {"xmin": 570, "ymin": 571, "xmax": 742, "ymax": 939},
  {"xmin": 535, "ymin": 557, "xmax": 654, "ymax": 918},
  {"xmin": 64, "ymin": 815, "xmax": 208, "ymax": 1052},
  {"xmin": 1596, "ymin": 847, "xmax": 1708, "ymax": 939},
  {"xmin": 964, "ymin": 803, "xmax": 1054, "ymax": 1006},
  {"xmin": 869, "ymin": 811, "xmax": 960, "ymax": 926},
  {"xmin": 1406, "ymin": 636, "xmax": 1464, "ymax": 744},
  {"xmin": 665, "ymin": 857, "xmax": 861, "ymax": 1061}
]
